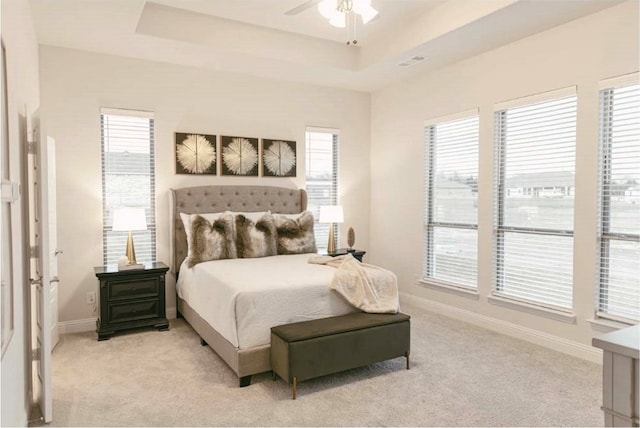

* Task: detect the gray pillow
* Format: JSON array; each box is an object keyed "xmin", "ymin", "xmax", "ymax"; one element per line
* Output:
[
  {"xmin": 235, "ymin": 213, "xmax": 277, "ymax": 258},
  {"xmin": 188, "ymin": 213, "xmax": 237, "ymax": 268},
  {"xmin": 274, "ymin": 211, "xmax": 317, "ymax": 255}
]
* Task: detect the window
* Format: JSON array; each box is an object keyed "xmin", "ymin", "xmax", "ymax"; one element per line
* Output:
[
  {"xmin": 597, "ymin": 76, "xmax": 640, "ymax": 322},
  {"xmin": 424, "ymin": 112, "xmax": 479, "ymax": 288},
  {"xmin": 101, "ymin": 109, "xmax": 156, "ymax": 266},
  {"xmin": 494, "ymin": 88, "xmax": 577, "ymax": 310},
  {"xmin": 305, "ymin": 127, "xmax": 339, "ymax": 252}
]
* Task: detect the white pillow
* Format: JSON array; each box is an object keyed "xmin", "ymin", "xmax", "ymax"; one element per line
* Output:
[{"xmin": 275, "ymin": 211, "xmax": 308, "ymax": 220}]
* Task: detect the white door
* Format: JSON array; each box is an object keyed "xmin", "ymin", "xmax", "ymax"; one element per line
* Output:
[
  {"xmin": 45, "ymin": 135, "xmax": 59, "ymax": 350},
  {"xmin": 29, "ymin": 115, "xmax": 59, "ymax": 423}
]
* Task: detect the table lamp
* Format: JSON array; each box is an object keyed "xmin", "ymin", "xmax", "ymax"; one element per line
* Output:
[
  {"xmin": 319, "ymin": 205, "xmax": 343, "ymax": 254},
  {"xmin": 112, "ymin": 207, "xmax": 147, "ymax": 265}
]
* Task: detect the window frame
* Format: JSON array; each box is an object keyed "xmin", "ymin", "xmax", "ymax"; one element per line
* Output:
[
  {"xmin": 100, "ymin": 108, "xmax": 157, "ymax": 266},
  {"xmin": 596, "ymin": 74, "xmax": 640, "ymax": 323},
  {"xmin": 305, "ymin": 126, "xmax": 339, "ymax": 253},
  {"xmin": 493, "ymin": 87, "xmax": 577, "ymax": 313},
  {"xmin": 423, "ymin": 110, "xmax": 479, "ymax": 290}
]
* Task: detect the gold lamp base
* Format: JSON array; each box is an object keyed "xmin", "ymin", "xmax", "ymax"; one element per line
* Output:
[
  {"xmin": 327, "ymin": 223, "xmax": 336, "ymax": 254},
  {"xmin": 125, "ymin": 231, "xmax": 137, "ymax": 265}
]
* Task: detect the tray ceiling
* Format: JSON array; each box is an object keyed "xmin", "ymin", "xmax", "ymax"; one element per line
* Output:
[{"xmin": 29, "ymin": 0, "xmax": 624, "ymax": 91}]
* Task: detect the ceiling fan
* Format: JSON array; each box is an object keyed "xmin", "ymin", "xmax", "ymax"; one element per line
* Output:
[
  {"xmin": 285, "ymin": 0, "xmax": 379, "ymax": 45},
  {"xmin": 284, "ymin": 0, "xmax": 322, "ymax": 16}
]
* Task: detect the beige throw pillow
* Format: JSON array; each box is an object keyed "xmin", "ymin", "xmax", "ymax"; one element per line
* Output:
[
  {"xmin": 188, "ymin": 213, "xmax": 237, "ymax": 267},
  {"xmin": 274, "ymin": 211, "xmax": 317, "ymax": 255},
  {"xmin": 235, "ymin": 213, "xmax": 277, "ymax": 258}
]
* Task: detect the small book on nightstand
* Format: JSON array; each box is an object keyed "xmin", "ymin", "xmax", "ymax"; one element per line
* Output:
[{"xmin": 118, "ymin": 263, "xmax": 145, "ymax": 271}]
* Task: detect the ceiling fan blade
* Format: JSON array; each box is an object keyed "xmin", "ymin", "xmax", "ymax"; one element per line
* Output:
[{"xmin": 284, "ymin": 0, "xmax": 321, "ymax": 16}]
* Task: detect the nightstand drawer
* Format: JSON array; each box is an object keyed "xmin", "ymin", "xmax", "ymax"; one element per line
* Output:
[
  {"xmin": 108, "ymin": 278, "xmax": 159, "ymax": 301},
  {"xmin": 108, "ymin": 299, "xmax": 160, "ymax": 324}
]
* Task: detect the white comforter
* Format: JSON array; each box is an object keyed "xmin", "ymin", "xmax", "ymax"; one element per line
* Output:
[{"xmin": 176, "ymin": 253, "xmax": 357, "ymax": 349}]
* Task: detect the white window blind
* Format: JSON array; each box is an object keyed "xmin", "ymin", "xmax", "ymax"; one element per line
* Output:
[
  {"xmin": 305, "ymin": 128, "xmax": 339, "ymax": 252},
  {"xmin": 424, "ymin": 113, "xmax": 479, "ymax": 287},
  {"xmin": 101, "ymin": 109, "xmax": 156, "ymax": 266},
  {"xmin": 494, "ymin": 91, "xmax": 577, "ymax": 310},
  {"xmin": 597, "ymin": 79, "xmax": 640, "ymax": 322}
]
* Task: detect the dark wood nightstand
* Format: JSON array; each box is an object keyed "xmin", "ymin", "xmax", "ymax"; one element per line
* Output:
[
  {"xmin": 94, "ymin": 262, "xmax": 169, "ymax": 341},
  {"xmin": 327, "ymin": 248, "xmax": 366, "ymax": 262}
]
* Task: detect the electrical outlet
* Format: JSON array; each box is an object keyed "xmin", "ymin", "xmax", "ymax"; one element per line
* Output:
[{"xmin": 86, "ymin": 291, "xmax": 96, "ymax": 305}]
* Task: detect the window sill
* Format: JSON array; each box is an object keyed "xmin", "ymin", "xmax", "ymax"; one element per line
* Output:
[
  {"xmin": 418, "ymin": 279, "xmax": 479, "ymax": 300},
  {"xmin": 588, "ymin": 317, "xmax": 636, "ymax": 333},
  {"xmin": 488, "ymin": 295, "xmax": 576, "ymax": 324}
]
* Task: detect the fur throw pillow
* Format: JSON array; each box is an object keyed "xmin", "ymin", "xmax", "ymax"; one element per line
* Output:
[
  {"xmin": 235, "ymin": 213, "xmax": 277, "ymax": 258},
  {"xmin": 274, "ymin": 211, "xmax": 317, "ymax": 255},
  {"xmin": 188, "ymin": 213, "xmax": 237, "ymax": 268}
]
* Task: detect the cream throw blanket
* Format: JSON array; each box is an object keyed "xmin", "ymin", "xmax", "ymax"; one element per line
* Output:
[{"xmin": 308, "ymin": 254, "xmax": 399, "ymax": 313}]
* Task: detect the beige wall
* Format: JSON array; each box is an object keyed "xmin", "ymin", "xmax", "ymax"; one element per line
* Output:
[
  {"xmin": 38, "ymin": 46, "xmax": 371, "ymax": 324},
  {"xmin": 1, "ymin": 0, "xmax": 40, "ymax": 426},
  {"xmin": 369, "ymin": 1, "xmax": 638, "ymax": 355},
  {"xmin": 37, "ymin": 1, "xmax": 638, "ymax": 359}
]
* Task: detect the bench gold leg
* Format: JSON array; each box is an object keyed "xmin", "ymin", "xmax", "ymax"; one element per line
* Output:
[
  {"xmin": 292, "ymin": 377, "xmax": 297, "ymax": 400},
  {"xmin": 406, "ymin": 351, "xmax": 410, "ymax": 370}
]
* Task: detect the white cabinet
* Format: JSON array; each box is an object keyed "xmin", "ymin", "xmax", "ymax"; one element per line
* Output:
[{"xmin": 593, "ymin": 325, "xmax": 639, "ymax": 427}]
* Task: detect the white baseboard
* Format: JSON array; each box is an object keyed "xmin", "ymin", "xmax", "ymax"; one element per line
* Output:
[
  {"xmin": 400, "ymin": 292, "xmax": 603, "ymax": 364},
  {"xmin": 167, "ymin": 307, "xmax": 177, "ymax": 319},
  {"xmin": 59, "ymin": 307, "xmax": 178, "ymax": 334},
  {"xmin": 59, "ymin": 317, "xmax": 97, "ymax": 334}
]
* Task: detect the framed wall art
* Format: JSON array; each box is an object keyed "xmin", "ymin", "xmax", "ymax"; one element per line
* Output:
[
  {"xmin": 262, "ymin": 139, "xmax": 296, "ymax": 177},
  {"xmin": 175, "ymin": 133, "xmax": 217, "ymax": 175},
  {"xmin": 220, "ymin": 135, "xmax": 259, "ymax": 177}
]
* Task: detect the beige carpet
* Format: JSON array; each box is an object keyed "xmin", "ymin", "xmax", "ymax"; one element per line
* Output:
[{"xmin": 41, "ymin": 302, "xmax": 603, "ymax": 427}]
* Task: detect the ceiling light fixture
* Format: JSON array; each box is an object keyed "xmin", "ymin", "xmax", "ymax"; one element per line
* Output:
[{"xmin": 318, "ymin": 0, "xmax": 378, "ymax": 45}]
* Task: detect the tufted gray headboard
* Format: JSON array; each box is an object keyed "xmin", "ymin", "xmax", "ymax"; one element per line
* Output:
[{"xmin": 170, "ymin": 185, "xmax": 307, "ymax": 273}]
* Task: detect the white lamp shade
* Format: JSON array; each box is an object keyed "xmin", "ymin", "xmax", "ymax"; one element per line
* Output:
[
  {"xmin": 359, "ymin": 5, "xmax": 378, "ymax": 24},
  {"xmin": 318, "ymin": 0, "xmax": 339, "ymax": 19},
  {"xmin": 352, "ymin": 0, "xmax": 372, "ymax": 13},
  {"xmin": 329, "ymin": 13, "xmax": 346, "ymax": 28},
  {"xmin": 112, "ymin": 207, "xmax": 147, "ymax": 232},
  {"xmin": 319, "ymin": 205, "xmax": 344, "ymax": 224}
]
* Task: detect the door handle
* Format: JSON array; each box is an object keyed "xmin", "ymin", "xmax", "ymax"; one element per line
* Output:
[
  {"xmin": 50, "ymin": 276, "xmax": 60, "ymax": 284},
  {"xmin": 30, "ymin": 277, "xmax": 42, "ymax": 286},
  {"xmin": 54, "ymin": 249, "xmax": 63, "ymax": 256}
]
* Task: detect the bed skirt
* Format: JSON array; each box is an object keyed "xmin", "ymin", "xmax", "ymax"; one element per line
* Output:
[{"xmin": 178, "ymin": 297, "xmax": 271, "ymax": 379}]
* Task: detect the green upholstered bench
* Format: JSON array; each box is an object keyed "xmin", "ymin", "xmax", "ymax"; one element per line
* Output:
[{"xmin": 270, "ymin": 312, "xmax": 411, "ymax": 399}]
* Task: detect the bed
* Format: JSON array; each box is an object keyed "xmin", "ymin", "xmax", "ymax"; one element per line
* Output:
[{"xmin": 170, "ymin": 185, "xmax": 357, "ymax": 386}]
